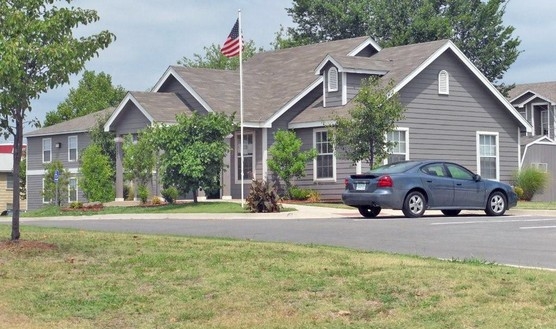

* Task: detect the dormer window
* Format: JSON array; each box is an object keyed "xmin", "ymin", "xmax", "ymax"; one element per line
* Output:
[
  {"xmin": 328, "ymin": 67, "xmax": 338, "ymax": 92},
  {"xmin": 438, "ymin": 70, "xmax": 449, "ymax": 95}
]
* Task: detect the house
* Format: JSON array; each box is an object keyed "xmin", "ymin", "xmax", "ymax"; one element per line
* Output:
[
  {"xmin": 24, "ymin": 108, "xmax": 114, "ymax": 210},
  {"xmin": 0, "ymin": 143, "xmax": 27, "ymax": 211},
  {"xmin": 508, "ymin": 81, "xmax": 556, "ymax": 201},
  {"xmin": 25, "ymin": 36, "xmax": 532, "ymax": 209}
]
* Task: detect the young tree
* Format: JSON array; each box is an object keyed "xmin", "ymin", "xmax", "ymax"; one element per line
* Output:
[
  {"xmin": 88, "ymin": 111, "xmax": 117, "ymax": 174},
  {"xmin": 80, "ymin": 144, "xmax": 114, "ymax": 202},
  {"xmin": 0, "ymin": 0, "xmax": 114, "ymax": 240},
  {"xmin": 123, "ymin": 132, "xmax": 157, "ymax": 198},
  {"xmin": 267, "ymin": 130, "xmax": 317, "ymax": 198},
  {"xmin": 330, "ymin": 78, "xmax": 405, "ymax": 169},
  {"xmin": 147, "ymin": 113, "xmax": 236, "ymax": 203},
  {"xmin": 177, "ymin": 40, "xmax": 261, "ymax": 70},
  {"xmin": 42, "ymin": 161, "xmax": 70, "ymax": 207},
  {"xmin": 43, "ymin": 70, "xmax": 126, "ymax": 127}
]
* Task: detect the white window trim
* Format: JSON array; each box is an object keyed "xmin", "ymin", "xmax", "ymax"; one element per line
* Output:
[
  {"xmin": 42, "ymin": 178, "xmax": 50, "ymax": 204},
  {"xmin": 438, "ymin": 70, "xmax": 449, "ymax": 95},
  {"xmin": 42, "ymin": 138, "xmax": 52, "ymax": 163},
  {"xmin": 68, "ymin": 135, "xmax": 78, "ymax": 162},
  {"xmin": 341, "ymin": 72, "xmax": 347, "ymax": 105},
  {"xmin": 384, "ymin": 127, "xmax": 410, "ymax": 164},
  {"xmin": 68, "ymin": 177, "xmax": 78, "ymax": 203},
  {"xmin": 234, "ymin": 131, "xmax": 256, "ymax": 184},
  {"xmin": 476, "ymin": 131, "xmax": 500, "ymax": 181},
  {"xmin": 313, "ymin": 128, "xmax": 336, "ymax": 182},
  {"xmin": 327, "ymin": 67, "xmax": 338, "ymax": 92}
]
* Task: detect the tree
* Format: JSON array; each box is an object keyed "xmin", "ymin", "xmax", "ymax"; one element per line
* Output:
[
  {"xmin": 267, "ymin": 130, "xmax": 317, "ymax": 198},
  {"xmin": 43, "ymin": 70, "xmax": 126, "ymax": 126},
  {"xmin": 80, "ymin": 144, "xmax": 114, "ymax": 202},
  {"xmin": 147, "ymin": 112, "xmax": 236, "ymax": 203},
  {"xmin": 177, "ymin": 40, "xmax": 261, "ymax": 70},
  {"xmin": 0, "ymin": 0, "xmax": 114, "ymax": 241},
  {"xmin": 330, "ymin": 78, "xmax": 405, "ymax": 168},
  {"xmin": 88, "ymin": 111, "xmax": 116, "ymax": 174},
  {"xmin": 282, "ymin": 0, "xmax": 520, "ymax": 88},
  {"xmin": 42, "ymin": 161, "xmax": 70, "ymax": 207},
  {"xmin": 123, "ymin": 132, "xmax": 157, "ymax": 197}
]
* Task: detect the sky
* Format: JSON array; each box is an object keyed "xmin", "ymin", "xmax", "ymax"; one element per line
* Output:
[{"xmin": 21, "ymin": 0, "xmax": 556, "ymax": 135}]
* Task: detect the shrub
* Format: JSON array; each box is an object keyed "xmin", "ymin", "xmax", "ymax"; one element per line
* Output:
[
  {"xmin": 69, "ymin": 201, "xmax": 83, "ymax": 209},
  {"xmin": 137, "ymin": 185, "xmax": 149, "ymax": 204},
  {"xmin": 151, "ymin": 196, "xmax": 163, "ymax": 205},
  {"xmin": 288, "ymin": 186, "xmax": 311, "ymax": 200},
  {"xmin": 513, "ymin": 186, "xmax": 524, "ymax": 200},
  {"xmin": 307, "ymin": 189, "xmax": 321, "ymax": 203},
  {"xmin": 246, "ymin": 179, "xmax": 281, "ymax": 213},
  {"xmin": 513, "ymin": 167, "xmax": 549, "ymax": 201},
  {"xmin": 124, "ymin": 184, "xmax": 133, "ymax": 201},
  {"xmin": 161, "ymin": 186, "xmax": 179, "ymax": 204}
]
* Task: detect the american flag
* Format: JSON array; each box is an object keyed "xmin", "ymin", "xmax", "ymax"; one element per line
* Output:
[{"xmin": 221, "ymin": 19, "xmax": 241, "ymax": 58}]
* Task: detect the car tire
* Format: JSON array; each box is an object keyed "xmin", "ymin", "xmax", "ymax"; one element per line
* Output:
[
  {"xmin": 358, "ymin": 206, "xmax": 381, "ymax": 218},
  {"xmin": 485, "ymin": 191, "xmax": 506, "ymax": 216},
  {"xmin": 441, "ymin": 209, "xmax": 461, "ymax": 216},
  {"xmin": 402, "ymin": 191, "xmax": 426, "ymax": 218}
]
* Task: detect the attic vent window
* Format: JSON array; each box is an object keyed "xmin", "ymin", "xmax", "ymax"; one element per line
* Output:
[
  {"xmin": 328, "ymin": 67, "xmax": 338, "ymax": 92},
  {"xmin": 438, "ymin": 70, "xmax": 449, "ymax": 95}
]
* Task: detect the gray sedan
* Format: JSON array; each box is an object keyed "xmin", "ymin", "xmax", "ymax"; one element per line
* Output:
[{"xmin": 342, "ymin": 160, "xmax": 518, "ymax": 218}]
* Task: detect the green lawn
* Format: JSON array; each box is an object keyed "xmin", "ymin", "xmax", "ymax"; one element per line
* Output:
[{"xmin": 0, "ymin": 226, "xmax": 555, "ymax": 328}]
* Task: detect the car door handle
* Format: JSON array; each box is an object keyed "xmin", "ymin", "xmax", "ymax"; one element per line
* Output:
[
  {"xmin": 426, "ymin": 180, "xmax": 433, "ymax": 183},
  {"xmin": 456, "ymin": 183, "xmax": 462, "ymax": 186}
]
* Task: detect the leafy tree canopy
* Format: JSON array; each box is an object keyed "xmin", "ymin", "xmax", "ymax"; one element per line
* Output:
[
  {"xmin": 330, "ymin": 78, "xmax": 405, "ymax": 168},
  {"xmin": 177, "ymin": 40, "xmax": 261, "ymax": 70},
  {"xmin": 280, "ymin": 0, "xmax": 520, "ymax": 89},
  {"xmin": 43, "ymin": 70, "xmax": 126, "ymax": 127},
  {"xmin": 80, "ymin": 144, "xmax": 114, "ymax": 202},
  {"xmin": 0, "ymin": 0, "xmax": 115, "ymax": 240}
]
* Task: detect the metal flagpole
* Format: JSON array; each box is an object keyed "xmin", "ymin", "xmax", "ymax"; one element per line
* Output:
[{"xmin": 239, "ymin": 9, "xmax": 244, "ymax": 208}]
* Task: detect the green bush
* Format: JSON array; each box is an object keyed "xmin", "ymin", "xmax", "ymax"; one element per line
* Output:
[
  {"xmin": 288, "ymin": 186, "xmax": 311, "ymax": 200},
  {"xmin": 69, "ymin": 201, "xmax": 83, "ymax": 209},
  {"xmin": 513, "ymin": 167, "xmax": 549, "ymax": 201},
  {"xmin": 246, "ymin": 179, "xmax": 281, "ymax": 213},
  {"xmin": 161, "ymin": 186, "xmax": 179, "ymax": 204},
  {"xmin": 137, "ymin": 185, "xmax": 149, "ymax": 204},
  {"xmin": 513, "ymin": 186, "xmax": 524, "ymax": 200},
  {"xmin": 124, "ymin": 184, "xmax": 133, "ymax": 201},
  {"xmin": 307, "ymin": 189, "xmax": 321, "ymax": 203}
]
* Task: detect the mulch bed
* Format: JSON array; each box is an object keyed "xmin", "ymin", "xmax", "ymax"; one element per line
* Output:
[{"xmin": 0, "ymin": 240, "xmax": 57, "ymax": 252}]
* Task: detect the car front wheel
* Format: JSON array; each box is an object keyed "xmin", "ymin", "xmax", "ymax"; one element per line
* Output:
[
  {"xmin": 485, "ymin": 191, "xmax": 506, "ymax": 216},
  {"xmin": 402, "ymin": 191, "xmax": 426, "ymax": 218},
  {"xmin": 358, "ymin": 206, "xmax": 381, "ymax": 218}
]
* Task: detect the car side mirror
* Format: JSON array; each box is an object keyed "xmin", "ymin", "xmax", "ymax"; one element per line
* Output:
[{"xmin": 473, "ymin": 174, "xmax": 481, "ymax": 182}]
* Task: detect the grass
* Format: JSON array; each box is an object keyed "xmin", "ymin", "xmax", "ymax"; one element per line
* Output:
[
  {"xmin": 515, "ymin": 201, "xmax": 556, "ymax": 210},
  {"xmin": 0, "ymin": 226, "xmax": 555, "ymax": 328}
]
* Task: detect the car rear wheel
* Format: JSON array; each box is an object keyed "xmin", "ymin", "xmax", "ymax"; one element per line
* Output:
[
  {"xmin": 358, "ymin": 206, "xmax": 381, "ymax": 218},
  {"xmin": 485, "ymin": 191, "xmax": 507, "ymax": 216},
  {"xmin": 441, "ymin": 209, "xmax": 461, "ymax": 216},
  {"xmin": 402, "ymin": 191, "xmax": 426, "ymax": 218}
]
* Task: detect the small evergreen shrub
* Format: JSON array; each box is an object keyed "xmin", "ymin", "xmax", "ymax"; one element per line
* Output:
[
  {"xmin": 288, "ymin": 186, "xmax": 311, "ymax": 200},
  {"xmin": 513, "ymin": 167, "xmax": 549, "ymax": 201},
  {"xmin": 137, "ymin": 185, "xmax": 149, "ymax": 204},
  {"xmin": 246, "ymin": 179, "xmax": 281, "ymax": 213},
  {"xmin": 69, "ymin": 201, "xmax": 83, "ymax": 209},
  {"xmin": 161, "ymin": 186, "xmax": 179, "ymax": 204}
]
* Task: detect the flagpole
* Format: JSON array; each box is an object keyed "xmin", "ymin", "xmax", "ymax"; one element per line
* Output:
[{"xmin": 239, "ymin": 9, "xmax": 244, "ymax": 208}]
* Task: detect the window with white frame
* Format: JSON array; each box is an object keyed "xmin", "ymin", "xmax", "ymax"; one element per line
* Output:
[
  {"xmin": 68, "ymin": 177, "xmax": 78, "ymax": 203},
  {"xmin": 541, "ymin": 110, "xmax": 549, "ymax": 136},
  {"xmin": 477, "ymin": 132, "xmax": 498, "ymax": 180},
  {"xmin": 236, "ymin": 132, "xmax": 254, "ymax": 182},
  {"xmin": 6, "ymin": 173, "xmax": 13, "ymax": 189},
  {"xmin": 314, "ymin": 129, "xmax": 335, "ymax": 180},
  {"xmin": 42, "ymin": 178, "xmax": 50, "ymax": 204},
  {"xmin": 531, "ymin": 163, "xmax": 548, "ymax": 173},
  {"xmin": 328, "ymin": 67, "xmax": 338, "ymax": 92},
  {"xmin": 438, "ymin": 70, "xmax": 449, "ymax": 95},
  {"xmin": 42, "ymin": 138, "xmax": 52, "ymax": 163},
  {"xmin": 386, "ymin": 129, "xmax": 408, "ymax": 163},
  {"xmin": 68, "ymin": 135, "xmax": 78, "ymax": 162}
]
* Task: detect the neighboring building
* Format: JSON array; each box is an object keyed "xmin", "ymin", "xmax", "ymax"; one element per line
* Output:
[
  {"xmin": 0, "ymin": 144, "xmax": 27, "ymax": 211},
  {"xmin": 25, "ymin": 36, "xmax": 532, "ymax": 209},
  {"xmin": 24, "ymin": 109, "xmax": 113, "ymax": 210},
  {"xmin": 509, "ymin": 82, "xmax": 556, "ymax": 201}
]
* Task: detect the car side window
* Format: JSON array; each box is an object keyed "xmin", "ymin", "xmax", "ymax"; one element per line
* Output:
[
  {"xmin": 446, "ymin": 163, "xmax": 474, "ymax": 180},
  {"xmin": 421, "ymin": 164, "xmax": 447, "ymax": 177}
]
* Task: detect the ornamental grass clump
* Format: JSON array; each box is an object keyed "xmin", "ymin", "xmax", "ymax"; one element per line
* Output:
[{"xmin": 513, "ymin": 167, "xmax": 549, "ymax": 201}]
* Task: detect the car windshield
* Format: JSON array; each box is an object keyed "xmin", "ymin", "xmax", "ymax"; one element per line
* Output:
[{"xmin": 369, "ymin": 161, "xmax": 420, "ymax": 174}]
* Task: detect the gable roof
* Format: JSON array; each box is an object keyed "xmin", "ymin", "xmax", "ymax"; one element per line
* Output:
[
  {"xmin": 508, "ymin": 81, "xmax": 556, "ymax": 105},
  {"xmin": 25, "ymin": 107, "xmax": 115, "ymax": 138}
]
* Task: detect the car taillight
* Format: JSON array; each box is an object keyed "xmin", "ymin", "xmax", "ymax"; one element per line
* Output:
[
  {"xmin": 344, "ymin": 178, "xmax": 349, "ymax": 188},
  {"xmin": 377, "ymin": 175, "xmax": 393, "ymax": 188}
]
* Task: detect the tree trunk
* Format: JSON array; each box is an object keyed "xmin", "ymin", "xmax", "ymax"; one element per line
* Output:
[{"xmin": 11, "ymin": 109, "xmax": 23, "ymax": 241}]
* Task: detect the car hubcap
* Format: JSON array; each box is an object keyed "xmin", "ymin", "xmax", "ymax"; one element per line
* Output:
[
  {"xmin": 490, "ymin": 195, "xmax": 504, "ymax": 213},
  {"xmin": 409, "ymin": 195, "xmax": 424, "ymax": 214}
]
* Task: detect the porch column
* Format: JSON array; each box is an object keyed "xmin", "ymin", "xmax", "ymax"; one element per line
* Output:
[
  {"xmin": 115, "ymin": 136, "xmax": 124, "ymax": 201},
  {"xmin": 221, "ymin": 136, "xmax": 232, "ymax": 199}
]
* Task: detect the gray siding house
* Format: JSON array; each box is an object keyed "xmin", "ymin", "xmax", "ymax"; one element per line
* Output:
[
  {"xmin": 25, "ymin": 36, "xmax": 532, "ymax": 208},
  {"xmin": 508, "ymin": 82, "xmax": 556, "ymax": 201}
]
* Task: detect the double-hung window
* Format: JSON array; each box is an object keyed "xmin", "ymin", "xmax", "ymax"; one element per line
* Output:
[
  {"xmin": 68, "ymin": 136, "xmax": 78, "ymax": 162},
  {"xmin": 42, "ymin": 138, "xmax": 52, "ymax": 163},
  {"xmin": 68, "ymin": 177, "xmax": 78, "ymax": 203},
  {"xmin": 314, "ymin": 129, "xmax": 335, "ymax": 180},
  {"xmin": 236, "ymin": 132, "xmax": 254, "ymax": 182},
  {"xmin": 6, "ymin": 173, "xmax": 14, "ymax": 189},
  {"xmin": 386, "ymin": 129, "xmax": 409, "ymax": 163},
  {"xmin": 477, "ymin": 132, "xmax": 499, "ymax": 180}
]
